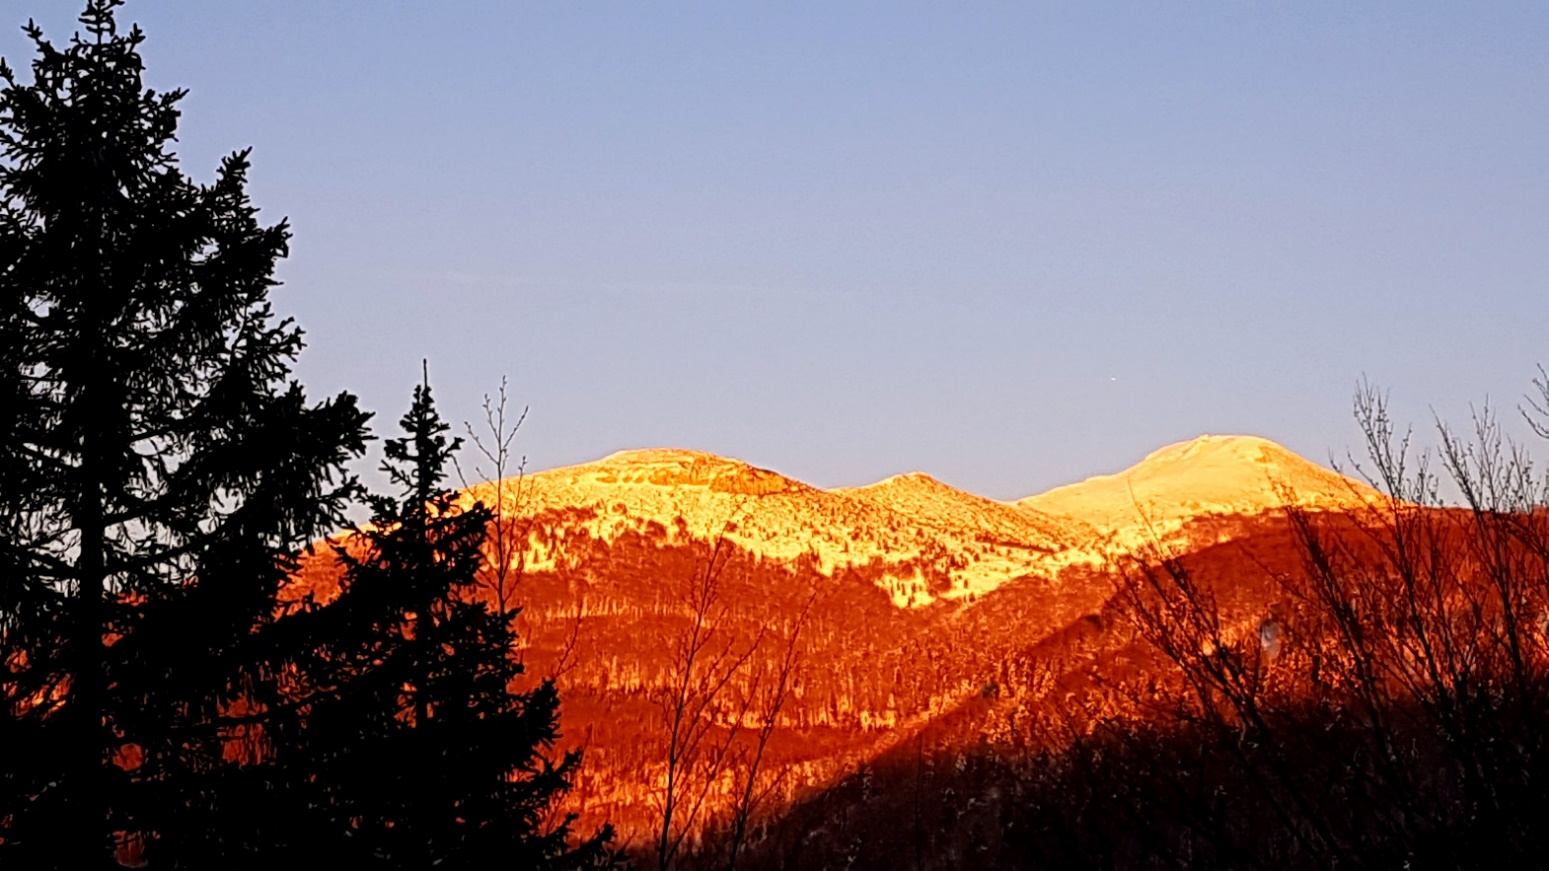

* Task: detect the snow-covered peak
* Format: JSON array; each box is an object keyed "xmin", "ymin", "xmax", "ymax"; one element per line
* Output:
[
  {"xmin": 593, "ymin": 447, "xmax": 744, "ymax": 467},
  {"xmin": 845, "ymin": 470, "xmax": 952, "ymax": 494},
  {"xmin": 525, "ymin": 448, "xmax": 802, "ymax": 496},
  {"xmin": 460, "ymin": 449, "xmax": 1084, "ymax": 610},
  {"xmin": 1137, "ymin": 434, "xmax": 1304, "ymax": 468},
  {"xmin": 1015, "ymin": 434, "xmax": 1381, "ymax": 547},
  {"xmin": 451, "ymin": 435, "xmax": 1381, "ymax": 610}
]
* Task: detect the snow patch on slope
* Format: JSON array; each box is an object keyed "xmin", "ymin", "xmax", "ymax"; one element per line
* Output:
[
  {"xmin": 838, "ymin": 472, "xmax": 1097, "ymax": 601},
  {"xmin": 1014, "ymin": 434, "xmax": 1382, "ymax": 557},
  {"xmin": 463, "ymin": 450, "xmax": 1081, "ymax": 609},
  {"xmin": 457, "ymin": 435, "xmax": 1381, "ymax": 610}
]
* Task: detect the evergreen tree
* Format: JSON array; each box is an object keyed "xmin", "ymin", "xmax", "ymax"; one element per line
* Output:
[
  {"xmin": 0, "ymin": 1, "xmax": 369, "ymax": 864},
  {"xmin": 2, "ymin": 4, "xmax": 615, "ymax": 865},
  {"xmin": 256, "ymin": 371, "xmax": 614, "ymax": 868}
]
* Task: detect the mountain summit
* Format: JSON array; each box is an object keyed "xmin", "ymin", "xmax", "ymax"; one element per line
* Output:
[
  {"xmin": 465, "ymin": 446, "xmax": 1081, "ymax": 609},
  {"xmin": 1015, "ymin": 434, "xmax": 1382, "ymax": 550},
  {"xmin": 451, "ymin": 434, "xmax": 1377, "ymax": 608},
  {"xmin": 296, "ymin": 432, "xmax": 1396, "ymax": 851}
]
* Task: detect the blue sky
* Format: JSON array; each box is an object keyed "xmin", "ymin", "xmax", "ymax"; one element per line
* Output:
[{"xmin": 6, "ymin": 2, "xmax": 1547, "ymax": 498}]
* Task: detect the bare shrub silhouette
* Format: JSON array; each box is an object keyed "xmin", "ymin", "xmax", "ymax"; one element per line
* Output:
[
  {"xmin": 647, "ymin": 518, "xmax": 819, "ymax": 871},
  {"xmin": 454, "ymin": 377, "xmax": 534, "ymax": 618},
  {"xmin": 1054, "ymin": 381, "xmax": 1549, "ymax": 868}
]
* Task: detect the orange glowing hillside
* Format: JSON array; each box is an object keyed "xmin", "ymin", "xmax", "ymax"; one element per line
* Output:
[
  {"xmin": 459, "ymin": 447, "xmax": 1088, "ymax": 608},
  {"xmin": 291, "ymin": 433, "xmax": 1395, "ymax": 859},
  {"xmin": 461, "ymin": 434, "xmax": 1381, "ymax": 598}
]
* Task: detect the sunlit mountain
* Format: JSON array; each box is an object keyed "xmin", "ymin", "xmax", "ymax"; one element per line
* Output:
[
  {"xmin": 291, "ymin": 434, "xmax": 1393, "ymax": 862},
  {"xmin": 1017, "ymin": 434, "xmax": 1383, "ymax": 555}
]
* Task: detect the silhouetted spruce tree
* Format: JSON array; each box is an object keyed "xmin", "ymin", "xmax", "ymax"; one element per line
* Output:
[
  {"xmin": 0, "ymin": 1, "xmax": 371, "ymax": 864},
  {"xmin": 3, "ymin": 5, "xmax": 617, "ymax": 868},
  {"xmin": 255, "ymin": 372, "xmax": 614, "ymax": 868}
]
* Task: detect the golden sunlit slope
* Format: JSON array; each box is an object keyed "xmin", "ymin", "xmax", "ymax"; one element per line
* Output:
[
  {"xmin": 457, "ymin": 437, "xmax": 1381, "ymax": 608},
  {"xmin": 461, "ymin": 448, "xmax": 1086, "ymax": 608},
  {"xmin": 1015, "ymin": 434, "xmax": 1384, "ymax": 553},
  {"xmin": 840, "ymin": 471, "xmax": 1074, "ymax": 539},
  {"xmin": 836, "ymin": 471, "xmax": 1099, "ymax": 594}
]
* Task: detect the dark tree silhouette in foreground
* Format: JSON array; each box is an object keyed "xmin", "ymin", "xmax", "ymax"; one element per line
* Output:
[
  {"xmin": 1, "ymin": 3, "xmax": 614, "ymax": 866},
  {"xmin": 257, "ymin": 371, "xmax": 614, "ymax": 867},
  {"xmin": 0, "ymin": 1, "xmax": 369, "ymax": 863}
]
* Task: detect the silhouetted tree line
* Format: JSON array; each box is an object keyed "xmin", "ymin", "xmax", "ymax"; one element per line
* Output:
[
  {"xmin": 1, "ymin": 2, "xmax": 612, "ymax": 866},
  {"xmin": 1036, "ymin": 388, "xmax": 1549, "ymax": 869},
  {"xmin": 700, "ymin": 390, "xmax": 1549, "ymax": 870},
  {"xmin": 1032, "ymin": 395, "xmax": 1549, "ymax": 869}
]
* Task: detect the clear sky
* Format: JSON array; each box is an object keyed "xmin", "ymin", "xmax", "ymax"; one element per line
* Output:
[{"xmin": 6, "ymin": 2, "xmax": 1547, "ymax": 499}]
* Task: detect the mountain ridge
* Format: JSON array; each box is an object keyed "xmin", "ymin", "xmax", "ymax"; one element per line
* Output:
[
  {"xmin": 464, "ymin": 434, "xmax": 1383, "ymax": 603},
  {"xmin": 517, "ymin": 433, "xmax": 1378, "ymax": 511},
  {"xmin": 1013, "ymin": 433, "xmax": 1384, "ymax": 555},
  {"xmin": 291, "ymin": 432, "xmax": 1407, "ymax": 855}
]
